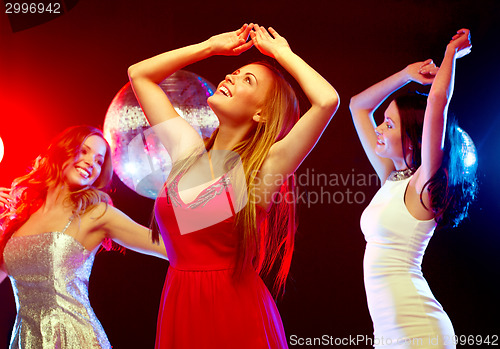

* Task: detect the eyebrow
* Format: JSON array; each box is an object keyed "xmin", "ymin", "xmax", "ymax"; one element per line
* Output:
[
  {"xmin": 232, "ymin": 69, "xmax": 258, "ymax": 85},
  {"xmin": 246, "ymin": 72, "xmax": 258, "ymax": 85},
  {"xmin": 83, "ymin": 144, "xmax": 105, "ymax": 158}
]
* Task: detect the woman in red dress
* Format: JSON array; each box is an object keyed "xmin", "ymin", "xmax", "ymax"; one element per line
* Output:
[{"xmin": 128, "ymin": 24, "xmax": 339, "ymax": 348}]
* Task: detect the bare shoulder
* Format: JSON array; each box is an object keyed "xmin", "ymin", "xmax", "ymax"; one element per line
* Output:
[{"xmin": 81, "ymin": 202, "xmax": 117, "ymax": 230}]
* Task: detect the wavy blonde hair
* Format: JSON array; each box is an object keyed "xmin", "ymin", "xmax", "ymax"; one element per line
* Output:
[
  {"xmin": 153, "ymin": 62, "xmax": 300, "ymax": 296},
  {"xmin": 0, "ymin": 126, "xmax": 113, "ymax": 264}
]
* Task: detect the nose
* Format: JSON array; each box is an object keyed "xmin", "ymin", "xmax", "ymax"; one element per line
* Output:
[
  {"xmin": 375, "ymin": 124, "xmax": 383, "ymax": 136},
  {"xmin": 82, "ymin": 155, "xmax": 94, "ymax": 168},
  {"xmin": 225, "ymin": 74, "xmax": 234, "ymax": 84}
]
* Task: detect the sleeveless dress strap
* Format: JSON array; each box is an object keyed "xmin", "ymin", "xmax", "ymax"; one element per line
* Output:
[
  {"xmin": 60, "ymin": 217, "xmax": 74, "ymax": 234},
  {"xmin": 221, "ymin": 176, "xmax": 236, "ymax": 216}
]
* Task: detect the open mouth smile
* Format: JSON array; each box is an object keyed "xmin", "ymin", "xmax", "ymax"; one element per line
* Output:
[
  {"xmin": 219, "ymin": 85, "xmax": 232, "ymax": 97},
  {"xmin": 75, "ymin": 166, "xmax": 91, "ymax": 179}
]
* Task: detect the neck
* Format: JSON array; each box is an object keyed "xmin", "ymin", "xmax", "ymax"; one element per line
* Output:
[
  {"xmin": 43, "ymin": 183, "xmax": 71, "ymax": 213},
  {"xmin": 393, "ymin": 160, "xmax": 409, "ymax": 171},
  {"xmin": 212, "ymin": 122, "xmax": 254, "ymax": 151},
  {"xmin": 392, "ymin": 152, "xmax": 414, "ymax": 171}
]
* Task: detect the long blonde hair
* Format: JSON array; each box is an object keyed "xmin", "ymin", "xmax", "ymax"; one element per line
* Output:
[
  {"xmin": 0, "ymin": 126, "xmax": 113, "ymax": 264},
  {"xmin": 153, "ymin": 62, "xmax": 300, "ymax": 296}
]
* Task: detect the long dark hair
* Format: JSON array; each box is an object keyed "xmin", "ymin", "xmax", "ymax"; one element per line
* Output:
[
  {"xmin": 0, "ymin": 126, "xmax": 114, "ymax": 264},
  {"xmin": 394, "ymin": 93, "xmax": 478, "ymax": 227}
]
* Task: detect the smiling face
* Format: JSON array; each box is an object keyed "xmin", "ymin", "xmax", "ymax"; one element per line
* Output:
[
  {"xmin": 374, "ymin": 100, "xmax": 407, "ymax": 162},
  {"xmin": 61, "ymin": 135, "xmax": 107, "ymax": 188},
  {"xmin": 207, "ymin": 63, "xmax": 274, "ymax": 126}
]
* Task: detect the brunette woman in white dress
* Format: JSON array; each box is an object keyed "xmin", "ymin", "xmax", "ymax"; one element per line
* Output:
[{"xmin": 350, "ymin": 29, "xmax": 478, "ymax": 348}]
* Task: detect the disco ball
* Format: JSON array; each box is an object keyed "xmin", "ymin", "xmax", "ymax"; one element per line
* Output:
[
  {"xmin": 103, "ymin": 70, "xmax": 219, "ymax": 199},
  {"xmin": 457, "ymin": 127, "xmax": 477, "ymax": 174},
  {"xmin": 0, "ymin": 136, "xmax": 4, "ymax": 163}
]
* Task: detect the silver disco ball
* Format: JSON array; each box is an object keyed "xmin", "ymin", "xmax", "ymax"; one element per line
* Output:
[{"xmin": 103, "ymin": 70, "xmax": 219, "ymax": 199}]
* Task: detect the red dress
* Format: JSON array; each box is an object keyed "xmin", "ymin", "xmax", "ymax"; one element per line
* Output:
[{"xmin": 154, "ymin": 174, "xmax": 288, "ymax": 349}]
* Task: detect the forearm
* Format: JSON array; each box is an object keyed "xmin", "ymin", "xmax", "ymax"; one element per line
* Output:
[
  {"xmin": 350, "ymin": 68, "xmax": 410, "ymax": 113},
  {"xmin": 101, "ymin": 206, "xmax": 168, "ymax": 260},
  {"xmin": 124, "ymin": 237, "xmax": 168, "ymax": 260},
  {"xmin": 275, "ymin": 48, "xmax": 339, "ymax": 111},
  {"xmin": 428, "ymin": 47, "xmax": 456, "ymax": 104},
  {"xmin": 127, "ymin": 40, "xmax": 215, "ymax": 128},
  {"xmin": 128, "ymin": 40, "xmax": 213, "ymax": 84},
  {"xmin": 420, "ymin": 47, "xmax": 456, "ymax": 166}
]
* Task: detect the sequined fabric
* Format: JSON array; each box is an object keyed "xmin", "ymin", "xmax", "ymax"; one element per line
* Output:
[
  {"xmin": 167, "ymin": 174, "xmax": 232, "ymax": 209},
  {"xmin": 3, "ymin": 231, "xmax": 111, "ymax": 348}
]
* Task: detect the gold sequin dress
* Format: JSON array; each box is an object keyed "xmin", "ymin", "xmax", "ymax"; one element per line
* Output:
[{"xmin": 2, "ymin": 220, "xmax": 111, "ymax": 348}]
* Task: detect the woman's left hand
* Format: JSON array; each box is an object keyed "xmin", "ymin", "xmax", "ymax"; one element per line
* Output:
[
  {"xmin": 448, "ymin": 28, "xmax": 472, "ymax": 58},
  {"xmin": 250, "ymin": 24, "xmax": 290, "ymax": 58},
  {"xmin": 409, "ymin": 59, "xmax": 439, "ymax": 85},
  {"xmin": 207, "ymin": 24, "xmax": 254, "ymax": 56},
  {"xmin": 0, "ymin": 187, "xmax": 12, "ymax": 212}
]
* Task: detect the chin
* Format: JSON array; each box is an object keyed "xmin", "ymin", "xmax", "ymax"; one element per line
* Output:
[
  {"xmin": 68, "ymin": 181, "xmax": 89, "ymax": 190},
  {"xmin": 207, "ymin": 98, "xmax": 219, "ymax": 115},
  {"xmin": 207, "ymin": 94, "xmax": 221, "ymax": 108},
  {"xmin": 67, "ymin": 175, "xmax": 96, "ymax": 189},
  {"xmin": 375, "ymin": 151, "xmax": 392, "ymax": 160},
  {"xmin": 207, "ymin": 94, "xmax": 214, "ymax": 104}
]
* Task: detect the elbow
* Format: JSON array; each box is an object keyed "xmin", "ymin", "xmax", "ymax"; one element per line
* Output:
[
  {"xmin": 348, "ymin": 95, "xmax": 373, "ymax": 119},
  {"xmin": 319, "ymin": 89, "xmax": 340, "ymax": 115},
  {"xmin": 349, "ymin": 95, "xmax": 361, "ymax": 113},
  {"xmin": 127, "ymin": 64, "xmax": 140, "ymax": 83},
  {"xmin": 349, "ymin": 96, "xmax": 361, "ymax": 119}
]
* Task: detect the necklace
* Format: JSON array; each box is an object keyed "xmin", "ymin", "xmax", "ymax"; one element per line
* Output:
[{"xmin": 387, "ymin": 167, "xmax": 415, "ymax": 181}]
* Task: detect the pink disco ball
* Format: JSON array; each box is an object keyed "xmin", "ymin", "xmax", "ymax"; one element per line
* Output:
[{"xmin": 103, "ymin": 70, "xmax": 219, "ymax": 199}]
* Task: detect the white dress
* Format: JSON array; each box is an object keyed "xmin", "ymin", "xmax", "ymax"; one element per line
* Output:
[{"xmin": 361, "ymin": 176, "xmax": 455, "ymax": 349}]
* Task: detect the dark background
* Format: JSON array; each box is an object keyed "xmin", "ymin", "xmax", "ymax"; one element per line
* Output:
[{"xmin": 1, "ymin": 0, "xmax": 499, "ymax": 348}]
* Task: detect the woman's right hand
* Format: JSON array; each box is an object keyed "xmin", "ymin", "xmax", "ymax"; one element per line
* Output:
[
  {"xmin": 250, "ymin": 25, "xmax": 291, "ymax": 59},
  {"xmin": 405, "ymin": 59, "xmax": 439, "ymax": 85},
  {"xmin": 207, "ymin": 24, "xmax": 254, "ymax": 56},
  {"xmin": 0, "ymin": 187, "xmax": 12, "ymax": 212},
  {"xmin": 448, "ymin": 28, "xmax": 472, "ymax": 59}
]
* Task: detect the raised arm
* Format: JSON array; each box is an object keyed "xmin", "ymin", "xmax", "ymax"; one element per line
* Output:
[
  {"xmin": 350, "ymin": 60, "xmax": 437, "ymax": 182},
  {"xmin": 251, "ymin": 25, "xmax": 339, "ymax": 183},
  {"xmin": 128, "ymin": 24, "xmax": 254, "ymax": 161},
  {"xmin": 415, "ymin": 29, "xmax": 472, "ymax": 192}
]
